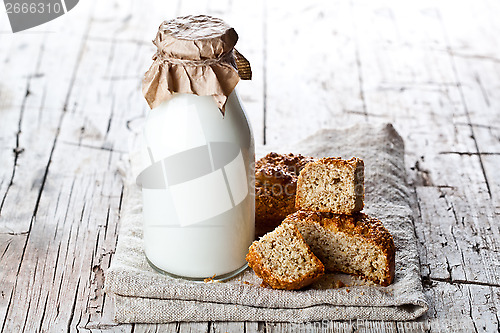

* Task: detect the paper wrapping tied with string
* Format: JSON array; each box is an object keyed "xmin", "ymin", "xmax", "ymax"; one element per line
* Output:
[
  {"xmin": 105, "ymin": 123, "xmax": 429, "ymax": 323},
  {"xmin": 142, "ymin": 15, "xmax": 252, "ymax": 114}
]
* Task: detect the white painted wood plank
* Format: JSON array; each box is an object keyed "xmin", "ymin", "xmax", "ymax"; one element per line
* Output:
[
  {"xmin": 437, "ymin": 0, "xmax": 500, "ymax": 209},
  {"xmin": 0, "ymin": 0, "xmax": 134, "ymax": 330},
  {"xmin": 0, "ymin": 0, "xmax": 95, "ymax": 236},
  {"xmin": 265, "ymin": 0, "xmax": 365, "ymax": 146},
  {"xmin": 415, "ymin": 186, "xmax": 500, "ymax": 284},
  {"xmin": 133, "ymin": 323, "xmax": 179, "ymax": 332},
  {"xmin": 245, "ymin": 322, "xmax": 266, "ymax": 333},
  {"xmin": 0, "ymin": 0, "xmax": 95, "ymax": 328},
  {"xmin": 178, "ymin": 322, "xmax": 209, "ymax": 333},
  {"xmin": 0, "ymin": 146, "xmax": 124, "ymax": 331},
  {"xmin": 0, "ymin": 34, "xmax": 48, "ymax": 234},
  {"xmin": 423, "ymin": 280, "xmax": 500, "ymax": 332},
  {"xmin": 348, "ymin": 1, "xmax": 500, "ymax": 331},
  {"xmin": 209, "ymin": 322, "xmax": 244, "ymax": 333}
]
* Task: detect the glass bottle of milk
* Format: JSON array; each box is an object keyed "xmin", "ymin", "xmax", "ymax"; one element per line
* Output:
[{"xmin": 138, "ymin": 15, "xmax": 254, "ymax": 280}]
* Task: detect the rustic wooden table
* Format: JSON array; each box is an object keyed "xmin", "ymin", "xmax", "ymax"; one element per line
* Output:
[{"xmin": 1, "ymin": 0, "xmax": 499, "ymax": 331}]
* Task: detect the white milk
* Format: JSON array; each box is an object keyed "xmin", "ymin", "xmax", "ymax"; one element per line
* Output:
[{"xmin": 138, "ymin": 91, "xmax": 255, "ymax": 279}]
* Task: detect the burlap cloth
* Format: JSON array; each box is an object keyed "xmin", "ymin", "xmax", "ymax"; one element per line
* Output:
[{"xmin": 104, "ymin": 123, "xmax": 428, "ymax": 323}]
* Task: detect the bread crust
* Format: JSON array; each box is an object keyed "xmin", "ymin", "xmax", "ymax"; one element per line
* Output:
[
  {"xmin": 295, "ymin": 157, "xmax": 364, "ymax": 214},
  {"xmin": 284, "ymin": 211, "xmax": 395, "ymax": 286},
  {"xmin": 255, "ymin": 152, "xmax": 315, "ymax": 237},
  {"xmin": 246, "ymin": 223, "xmax": 325, "ymax": 290}
]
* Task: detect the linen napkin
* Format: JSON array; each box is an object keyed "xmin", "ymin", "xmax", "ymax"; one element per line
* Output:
[{"xmin": 104, "ymin": 123, "xmax": 428, "ymax": 323}]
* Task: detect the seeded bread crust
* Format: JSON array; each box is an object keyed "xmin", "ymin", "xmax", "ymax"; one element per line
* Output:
[
  {"xmin": 246, "ymin": 223, "xmax": 325, "ymax": 290},
  {"xmin": 255, "ymin": 152, "xmax": 315, "ymax": 237},
  {"xmin": 295, "ymin": 157, "xmax": 364, "ymax": 214},
  {"xmin": 284, "ymin": 211, "xmax": 395, "ymax": 286}
]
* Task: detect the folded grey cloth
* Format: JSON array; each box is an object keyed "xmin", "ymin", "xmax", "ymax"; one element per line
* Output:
[{"xmin": 105, "ymin": 123, "xmax": 428, "ymax": 323}]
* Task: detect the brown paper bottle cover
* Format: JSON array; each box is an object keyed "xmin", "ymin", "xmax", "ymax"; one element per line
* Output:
[{"xmin": 142, "ymin": 15, "xmax": 252, "ymax": 114}]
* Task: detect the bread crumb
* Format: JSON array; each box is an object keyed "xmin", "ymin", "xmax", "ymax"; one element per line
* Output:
[
  {"xmin": 204, "ymin": 274, "xmax": 217, "ymax": 283},
  {"xmin": 334, "ymin": 280, "xmax": 346, "ymax": 288}
]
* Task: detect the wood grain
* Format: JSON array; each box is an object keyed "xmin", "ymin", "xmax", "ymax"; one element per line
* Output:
[{"xmin": 1, "ymin": 0, "xmax": 499, "ymax": 332}]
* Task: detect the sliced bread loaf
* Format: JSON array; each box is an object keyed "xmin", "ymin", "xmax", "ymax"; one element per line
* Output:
[
  {"xmin": 284, "ymin": 211, "xmax": 395, "ymax": 286},
  {"xmin": 246, "ymin": 222, "xmax": 325, "ymax": 290},
  {"xmin": 295, "ymin": 157, "xmax": 364, "ymax": 214},
  {"xmin": 255, "ymin": 152, "xmax": 315, "ymax": 237}
]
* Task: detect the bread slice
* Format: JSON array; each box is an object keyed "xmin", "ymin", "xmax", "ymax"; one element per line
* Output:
[
  {"xmin": 284, "ymin": 211, "xmax": 395, "ymax": 286},
  {"xmin": 246, "ymin": 222, "xmax": 325, "ymax": 290},
  {"xmin": 295, "ymin": 157, "xmax": 364, "ymax": 214}
]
